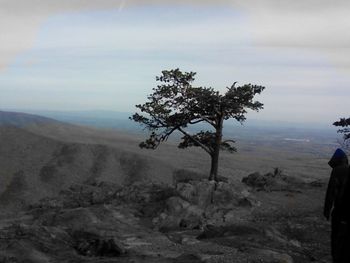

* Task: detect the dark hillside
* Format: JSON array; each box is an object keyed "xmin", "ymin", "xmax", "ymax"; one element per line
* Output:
[
  {"xmin": 0, "ymin": 112, "xmax": 175, "ymax": 211},
  {"xmin": 0, "ymin": 111, "xmax": 59, "ymax": 127}
]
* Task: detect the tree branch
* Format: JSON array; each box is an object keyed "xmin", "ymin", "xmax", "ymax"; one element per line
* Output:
[
  {"xmin": 177, "ymin": 127, "xmax": 213, "ymax": 155},
  {"xmin": 188, "ymin": 116, "xmax": 215, "ymax": 126},
  {"xmin": 222, "ymin": 139, "xmax": 235, "ymax": 144}
]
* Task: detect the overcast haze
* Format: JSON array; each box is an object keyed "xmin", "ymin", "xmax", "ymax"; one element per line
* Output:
[{"xmin": 0, "ymin": 0, "xmax": 349, "ymax": 125}]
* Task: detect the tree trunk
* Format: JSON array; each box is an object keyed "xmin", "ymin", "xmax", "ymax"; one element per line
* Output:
[
  {"xmin": 209, "ymin": 117, "xmax": 224, "ymax": 181},
  {"xmin": 209, "ymin": 149, "xmax": 220, "ymax": 181}
]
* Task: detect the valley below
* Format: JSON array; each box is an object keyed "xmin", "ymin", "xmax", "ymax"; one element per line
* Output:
[{"xmin": 0, "ymin": 111, "xmax": 336, "ymax": 262}]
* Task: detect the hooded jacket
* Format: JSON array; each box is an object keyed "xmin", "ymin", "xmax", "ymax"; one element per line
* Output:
[{"xmin": 324, "ymin": 149, "xmax": 349, "ymax": 220}]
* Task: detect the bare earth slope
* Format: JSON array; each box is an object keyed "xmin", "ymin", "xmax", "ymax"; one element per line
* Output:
[{"xmin": 0, "ymin": 111, "xmax": 174, "ymax": 210}]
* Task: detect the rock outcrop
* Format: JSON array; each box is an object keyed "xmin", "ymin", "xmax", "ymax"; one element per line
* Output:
[
  {"xmin": 0, "ymin": 178, "xmax": 331, "ymax": 263},
  {"xmin": 241, "ymin": 168, "xmax": 323, "ymax": 192},
  {"xmin": 153, "ymin": 180, "xmax": 256, "ymax": 232}
]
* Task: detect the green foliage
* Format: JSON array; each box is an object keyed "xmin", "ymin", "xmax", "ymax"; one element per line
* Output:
[
  {"xmin": 130, "ymin": 68, "xmax": 265, "ymax": 179},
  {"xmin": 333, "ymin": 117, "xmax": 350, "ymax": 147}
]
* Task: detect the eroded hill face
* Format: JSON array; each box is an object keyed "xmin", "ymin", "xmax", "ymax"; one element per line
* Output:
[{"xmin": 0, "ymin": 112, "xmax": 175, "ymax": 211}]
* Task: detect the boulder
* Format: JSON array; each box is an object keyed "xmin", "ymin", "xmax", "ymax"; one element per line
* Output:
[
  {"xmin": 177, "ymin": 180, "xmax": 253, "ymax": 209},
  {"xmin": 166, "ymin": 196, "xmax": 190, "ymax": 214},
  {"xmin": 115, "ymin": 183, "xmax": 175, "ymax": 218},
  {"xmin": 242, "ymin": 172, "xmax": 272, "ymax": 190},
  {"xmin": 241, "ymin": 168, "xmax": 312, "ymax": 192},
  {"xmin": 178, "ymin": 212, "xmax": 203, "ymax": 230},
  {"xmin": 153, "ymin": 180, "xmax": 256, "ymax": 229},
  {"xmin": 176, "ymin": 180, "xmax": 214, "ymax": 208},
  {"xmin": 117, "ymin": 183, "xmax": 175, "ymax": 205},
  {"xmin": 157, "ymin": 200, "xmax": 204, "ymax": 232},
  {"xmin": 212, "ymin": 182, "xmax": 252, "ymax": 207},
  {"xmin": 223, "ymin": 209, "xmax": 253, "ymax": 225},
  {"xmin": 242, "ymin": 171, "xmax": 290, "ymax": 191},
  {"xmin": 157, "ymin": 214, "xmax": 182, "ymax": 232}
]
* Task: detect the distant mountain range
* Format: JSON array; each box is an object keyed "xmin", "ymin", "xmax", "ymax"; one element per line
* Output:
[
  {"xmin": 0, "ymin": 109, "xmax": 340, "ymax": 150},
  {"xmin": 2, "ymin": 109, "xmax": 338, "ymax": 139},
  {"xmin": 3, "ymin": 109, "xmax": 334, "ymax": 128},
  {"xmin": 12, "ymin": 110, "xmax": 139, "ymax": 131}
]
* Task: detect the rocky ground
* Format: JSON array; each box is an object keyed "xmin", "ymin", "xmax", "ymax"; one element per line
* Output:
[{"xmin": 0, "ymin": 170, "xmax": 332, "ymax": 263}]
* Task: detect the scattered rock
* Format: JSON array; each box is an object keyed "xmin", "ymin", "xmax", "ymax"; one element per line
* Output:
[
  {"xmin": 242, "ymin": 169, "xmax": 306, "ymax": 192},
  {"xmin": 72, "ymin": 230, "xmax": 126, "ymax": 257}
]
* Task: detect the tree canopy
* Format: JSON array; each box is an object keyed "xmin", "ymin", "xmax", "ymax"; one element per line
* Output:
[
  {"xmin": 131, "ymin": 69, "xmax": 265, "ymax": 181},
  {"xmin": 334, "ymin": 117, "xmax": 350, "ymax": 148}
]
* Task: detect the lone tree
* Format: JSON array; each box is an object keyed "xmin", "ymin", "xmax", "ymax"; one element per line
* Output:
[
  {"xmin": 333, "ymin": 117, "xmax": 350, "ymax": 148},
  {"xmin": 131, "ymin": 69, "xmax": 265, "ymax": 181}
]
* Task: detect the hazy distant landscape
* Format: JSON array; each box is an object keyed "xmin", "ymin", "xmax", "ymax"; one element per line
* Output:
[{"xmin": 14, "ymin": 109, "xmax": 339, "ymax": 148}]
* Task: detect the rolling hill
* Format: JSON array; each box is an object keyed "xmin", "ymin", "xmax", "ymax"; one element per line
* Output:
[{"xmin": 0, "ymin": 111, "xmax": 175, "ymax": 210}]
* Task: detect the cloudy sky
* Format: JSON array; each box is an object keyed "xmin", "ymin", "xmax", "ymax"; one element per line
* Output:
[{"xmin": 0, "ymin": 0, "xmax": 349, "ymax": 125}]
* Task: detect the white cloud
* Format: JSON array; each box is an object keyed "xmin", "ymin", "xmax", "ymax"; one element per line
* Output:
[
  {"xmin": 1, "ymin": 0, "xmax": 350, "ymax": 72},
  {"xmin": 238, "ymin": 2, "xmax": 350, "ymax": 75}
]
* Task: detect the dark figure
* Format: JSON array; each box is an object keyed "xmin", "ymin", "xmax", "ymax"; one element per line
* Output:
[{"xmin": 324, "ymin": 148, "xmax": 350, "ymax": 262}]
